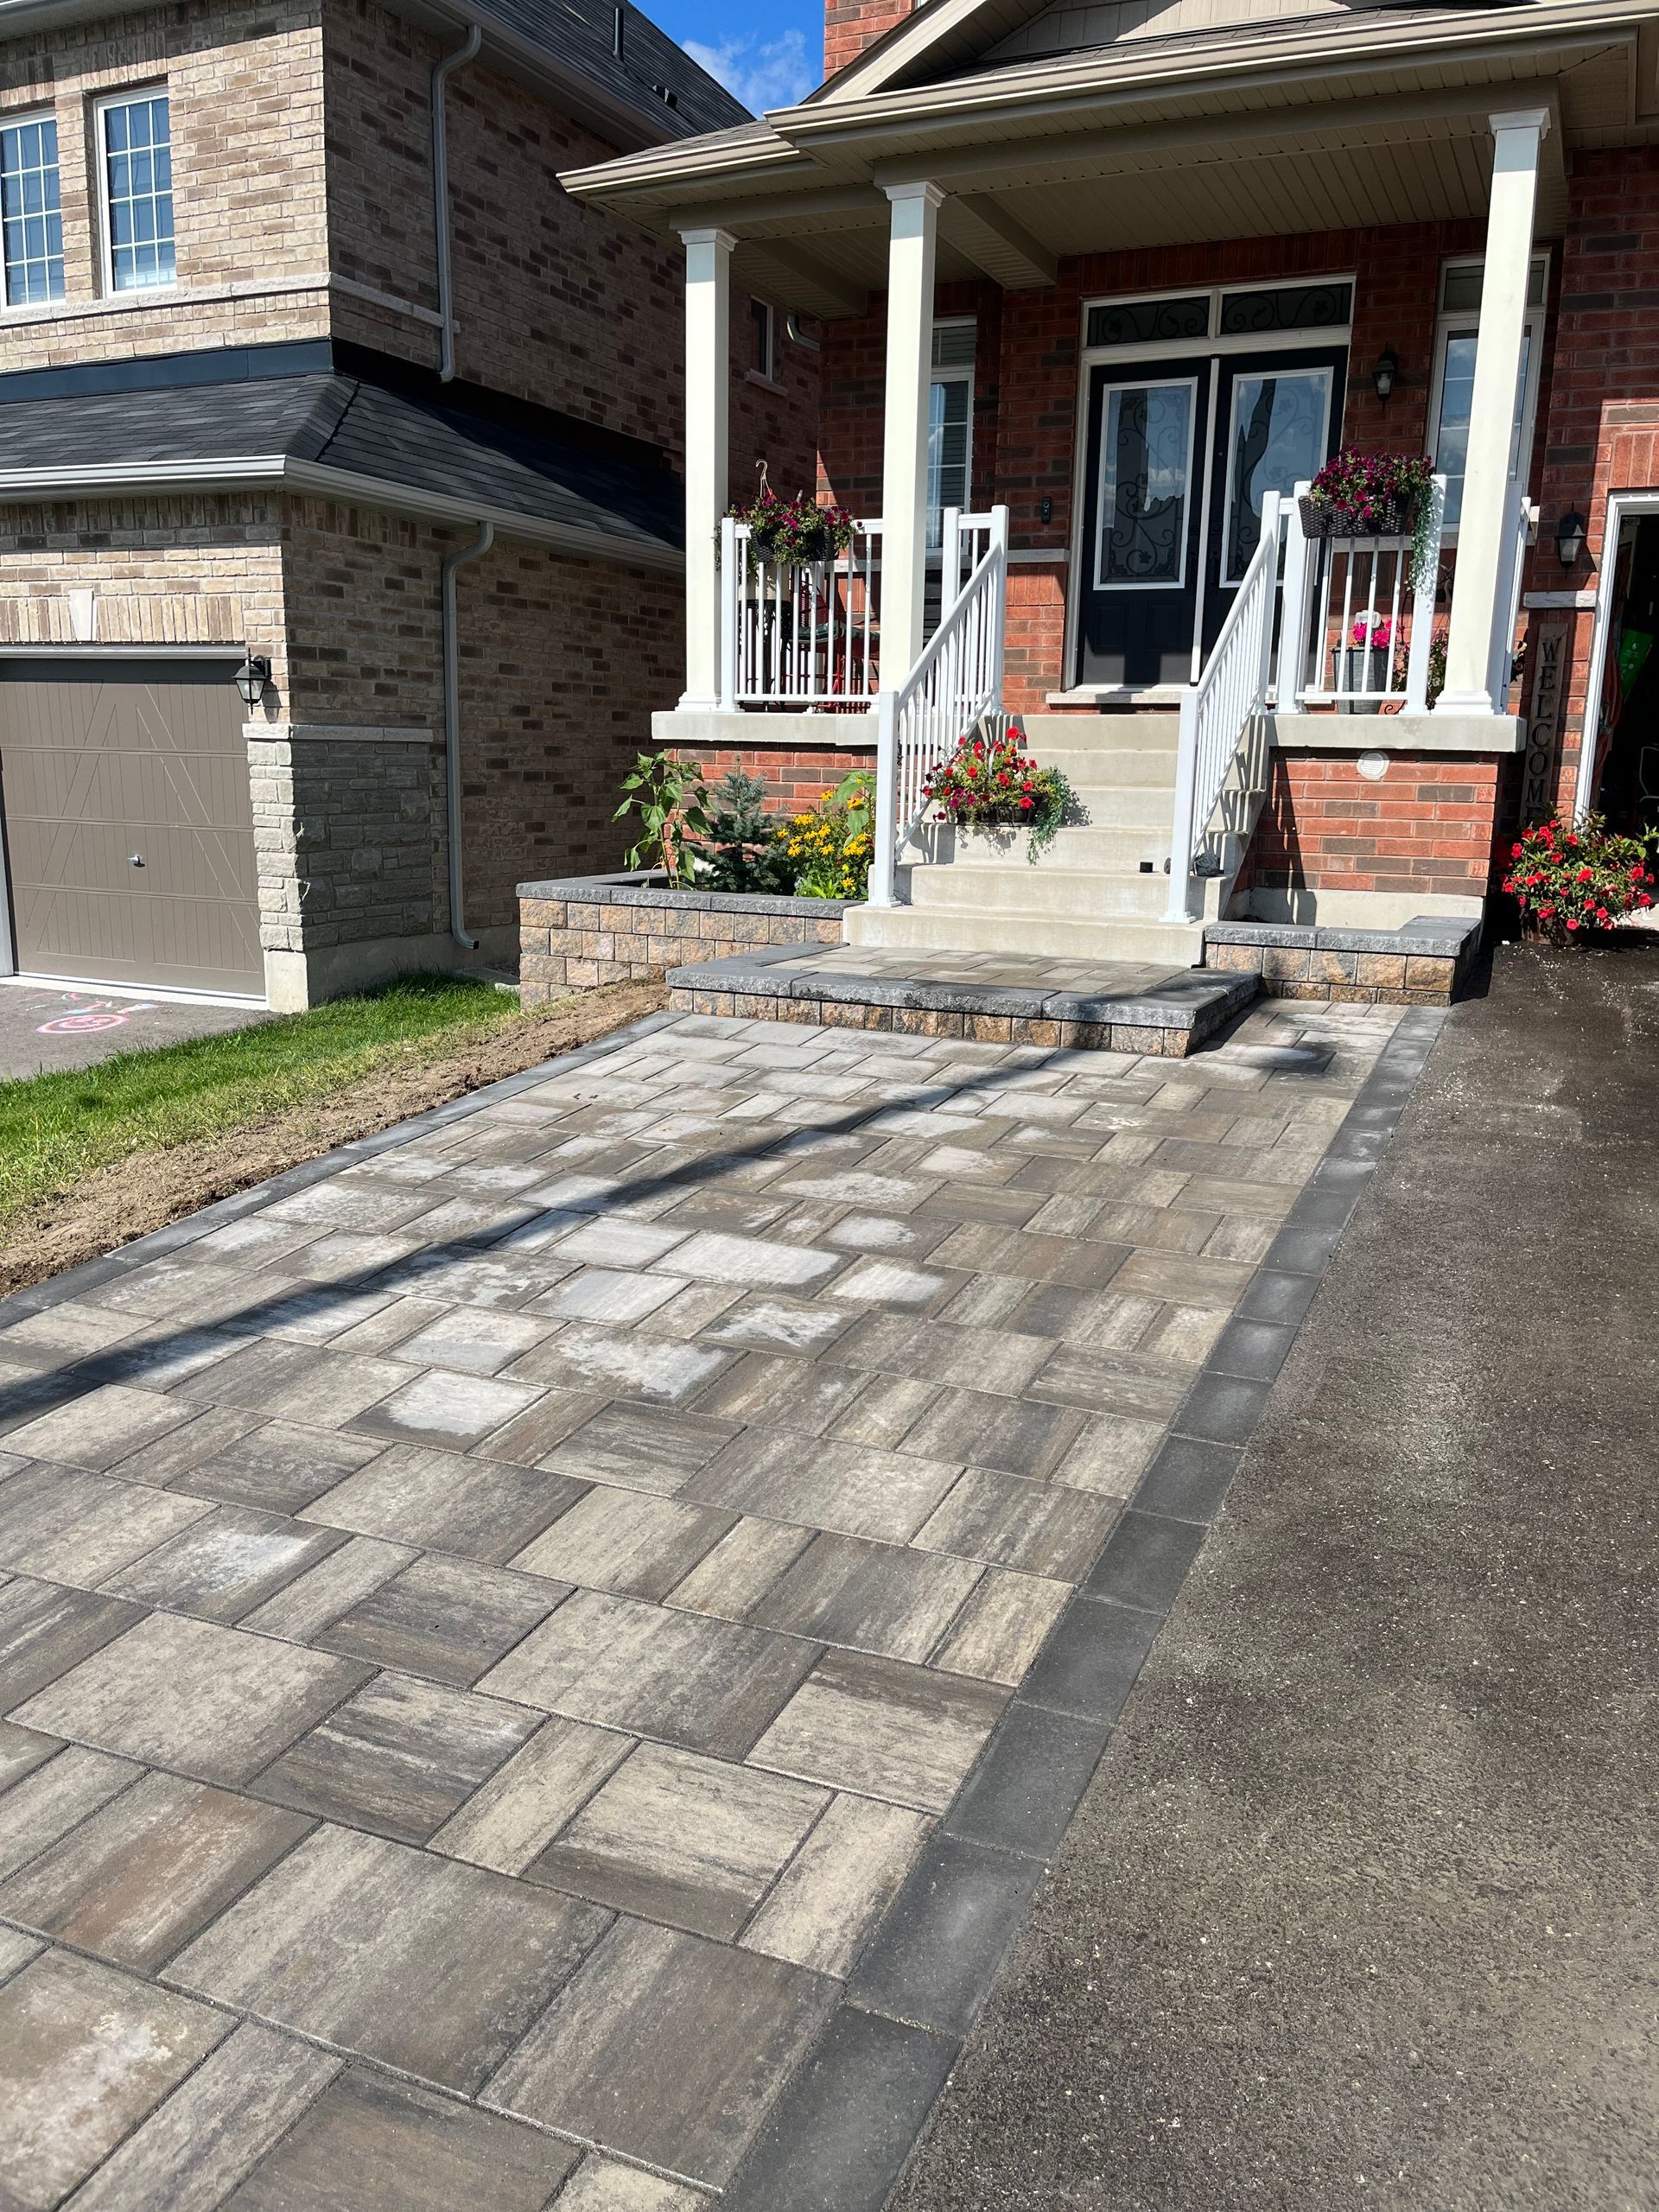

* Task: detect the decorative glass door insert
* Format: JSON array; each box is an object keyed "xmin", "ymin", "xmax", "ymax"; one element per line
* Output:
[
  {"xmin": 1094, "ymin": 378, "xmax": 1198, "ymax": 589},
  {"xmin": 1222, "ymin": 367, "xmax": 1333, "ymax": 582}
]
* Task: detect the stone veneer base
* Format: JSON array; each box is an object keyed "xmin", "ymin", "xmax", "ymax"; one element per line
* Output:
[
  {"xmin": 1202, "ymin": 914, "xmax": 1483, "ymax": 1005},
  {"xmin": 518, "ymin": 874, "xmax": 852, "ymax": 1005}
]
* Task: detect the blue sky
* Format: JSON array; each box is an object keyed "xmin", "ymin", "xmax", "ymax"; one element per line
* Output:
[{"xmin": 646, "ymin": 0, "xmax": 823, "ymax": 111}]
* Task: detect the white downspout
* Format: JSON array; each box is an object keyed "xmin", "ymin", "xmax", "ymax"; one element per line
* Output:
[
  {"xmin": 442, "ymin": 520, "xmax": 494, "ymax": 950},
  {"xmin": 431, "ymin": 21, "xmax": 480, "ymax": 384}
]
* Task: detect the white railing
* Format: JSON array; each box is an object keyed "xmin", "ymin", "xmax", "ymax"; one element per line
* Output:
[
  {"xmin": 719, "ymin": 516, "xmax": 882, "ymax": 708},
  {"xmin": 869, "ymin": 505, "xmax": 1010, "ymax": 907},
  {"xmin": 1279, "ymin": 475, "xmax": 1447, "ymax": 713},
  {"xmin": 1166, "ymin": 491, "xmax": 1283, "ymax": 924}
]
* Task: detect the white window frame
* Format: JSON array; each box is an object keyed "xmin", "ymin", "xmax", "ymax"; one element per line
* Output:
[
  {"xmin": 1091, "ymin": 372, "xmax": 1200, "ymax": 594},
  {"xmin": 746, "ymin": 296, "xmax": 778, "ymax": 385},
  {"xmin": 93, "ymin": 87, "xmax": 176, "ymax": 297},
  {"xmin": 0, "ymin": 108, "xmax": 65, "ymax": 312},
  {"xmin": 927, "ymin": 315, "xmax": 976, "ymax": 550},
  {"xmin": 1219, "ymin": 362, "xmax": 1335, "ymax": 585},
  {"xmin": 1078, "ymin": 274, "xmax": 1356, "ymax": 366},
  {"xmin": 1427, "ymin": 251, "xmax": 1548, "ymax": 543},
  {"xmin": 1575, "ymin": 488, "xmax": 1659, "ymax": 821}
]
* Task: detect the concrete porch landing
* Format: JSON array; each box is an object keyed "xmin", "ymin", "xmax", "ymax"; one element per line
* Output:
[{"xmin": 667, "ymin": 944, "xmax": 1257, "ymax": 1058}]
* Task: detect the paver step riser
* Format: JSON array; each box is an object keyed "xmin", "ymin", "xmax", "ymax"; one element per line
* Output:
[
  {"xmin": 907, "ymin": 868, "xmax": 1176, "ymax": 920},
  {"xmin": 845, "ymin": 903, "xmax": 1206, "ymax": 965}
]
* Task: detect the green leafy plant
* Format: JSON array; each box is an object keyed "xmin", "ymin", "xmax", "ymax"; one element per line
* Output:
[
  {"xmin": 702, "ymin": 767, "xmax": 794, "ymax": 894},
  {"xmin": 1305, "ymin": 448, "xmax": 1438, "ymax": 588},
  {"xmin": 613, "ymin": 751, "xmax": 713, "ymax": 887},
  {"xmin": 1389, "ymin": 623, "xmax": 1449, "ymax": 708},
  {"xmin": 1502, "ymin": 811, "xmax": 1656, "ymax": 944},
  {"xmin": 920, "ymin": 725, "xmax": 1077, "ymax": 863},
  {"xmin": 780, "ymin": 770, "xmax": 874, "ymax": 899},
  {"xmin": 728, "ymin": 480, "xmax": 855, "ymax": 567}
]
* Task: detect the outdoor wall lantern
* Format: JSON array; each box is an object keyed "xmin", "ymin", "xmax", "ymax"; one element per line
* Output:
[
  {"xmin": 234, "ymin": 652, "xmax": 273, "ymax": 707},
  {"xmin": 1370, "ymin": 350, "xmax": 1399, "ymax": 404},
  {"xmin": 1555, "ymin": 510, "xmax": 1587, "ymax": 569}
]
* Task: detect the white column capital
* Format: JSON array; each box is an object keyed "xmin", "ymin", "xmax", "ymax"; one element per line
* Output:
[
  {"xmin": 881, "ymin": 181, "xmax": 947, "ymax": 211},
  {"xmin": 1489, "ymin": 107, "xmax": 1552, "ymax": 139}
]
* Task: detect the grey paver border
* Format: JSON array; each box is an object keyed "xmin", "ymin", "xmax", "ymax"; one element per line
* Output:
[{"xmin": 717, "ymin": 1001, "xmax": 1450, "ymax": 2212}]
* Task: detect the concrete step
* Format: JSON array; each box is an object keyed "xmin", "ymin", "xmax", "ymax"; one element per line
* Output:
[
  {"xmin": 846, "ymin": 901, "xmax": 1206, "ymax": 968},
  {"xmin": 1059, "ymin": 784, "xmax": 1179, "ymax": 828},
  {"xmin": 1030, "ymin": 747, "xmax": 1178, "ymax": 787},
  {"xmin": 908, "ymin": 864, "xmax": 1173, "ymax": 921},
  {"xmin": 927, "ymin": 823, "xmax": 1170, "ymax": 871},
  {"xmin": 1016, "ymin": 713, "xmax": 1181, "ymax": 753}
]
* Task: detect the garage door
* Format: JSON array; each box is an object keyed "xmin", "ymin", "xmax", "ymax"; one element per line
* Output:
[{"xmin": 0, "ymin": 658, "xmax": 263, "ymax": 996}]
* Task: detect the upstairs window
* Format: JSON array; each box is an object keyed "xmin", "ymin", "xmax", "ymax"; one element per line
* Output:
[
  {"xmin": 99, "ymin": 92, "xmax": 175, "ymax": 292},
  {"xmin": 1, "ymin": 115, "xmax": 64, "ymax": 307}
]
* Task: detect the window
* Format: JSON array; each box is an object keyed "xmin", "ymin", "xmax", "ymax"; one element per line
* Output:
[
  {"xmin": 1, "ymin": 114, "xmax": 64, "ymax": 307},
  {"xmin": 1223, "ymin": 366, "xmax": 1332, "ymax": 581},
  {"xmin": 927, "ymin": 320, "xmax": 975, "ymax": 549},
  {"xmin": 98, "ymin": 92, "xmax": 175, "ymax": 292},
  {"xmin": 748, "ymin": 296, "xmax": 775, "ymax": 381},
  {"xmin": 1084, "ymin": 280, "xmax": 1354, "ymax": 353},
  {"xmin": 1430, "ymin": 254, "xmax": 1548, "ymax": 529}
]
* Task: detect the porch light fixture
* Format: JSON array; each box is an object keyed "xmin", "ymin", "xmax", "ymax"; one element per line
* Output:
[
  {"xmin": 1370, "ymin": 350, "xmax": 1399, "ymax": 404},
  {"xmin": 1556, "ymin": 510, "xmax": 1587, "ymax": 569},
  {"xmin": 233, "ymin": 652, "xmax": 272, "ymax": 708}
]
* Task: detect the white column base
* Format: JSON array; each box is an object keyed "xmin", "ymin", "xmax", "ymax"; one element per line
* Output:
[
  {"xmin": 1432, "ymin": 690, "xmax": 1503, "ymax": 715},
  {"xmin": 676, "ymin": 690, "xmax": 721, "ymax": 714}
]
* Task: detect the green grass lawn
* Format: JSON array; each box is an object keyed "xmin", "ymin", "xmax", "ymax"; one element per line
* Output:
[{"xmin": 0, "ymin": 973, "xmax": 524, "ymax": 1224}]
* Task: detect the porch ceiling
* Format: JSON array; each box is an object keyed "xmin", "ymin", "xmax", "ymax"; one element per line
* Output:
[{"xmin": 567, "ymin": 13, "xmax": 1644, "ymax": 315}]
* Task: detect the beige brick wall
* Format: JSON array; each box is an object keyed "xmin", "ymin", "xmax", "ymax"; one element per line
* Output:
[{"xmin": 0, "ymin": 0, "xmax": 330, "ymax": 371}]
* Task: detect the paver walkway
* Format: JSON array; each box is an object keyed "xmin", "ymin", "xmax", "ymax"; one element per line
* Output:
[{"xmin": 0, "ymin": 998, "xmax": 1402, "ymax": 2209}]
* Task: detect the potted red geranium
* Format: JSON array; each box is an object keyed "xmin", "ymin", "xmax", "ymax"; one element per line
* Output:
[
  {"xmin": 921, "ymin": 723, "xmax": 1077, "ymax": 862},
  {"xmin": 1502, "ymin": 813, "xmax": 1656, "ymax": 944}
]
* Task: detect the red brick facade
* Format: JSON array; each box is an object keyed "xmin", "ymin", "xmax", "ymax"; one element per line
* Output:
[
  {"xmin": 673, "ymin": 742, "xmax": 878, "ymax": 816},
  {"xmin": 823, "ymin": 0, "xmax": 912, "ymax": 80},
  {"xmin": 1239, "ymin": 754, "xmax": 1504, "ymax": 907}
]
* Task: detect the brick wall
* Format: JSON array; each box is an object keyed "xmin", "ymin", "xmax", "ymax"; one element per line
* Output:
[
  {"xmin": 0, "ymin": 0, "xmax": 330, "ymax": 371},
  {"xmin": 823, "ymin": 0, "xmax": 910, "ymax": 79},
  {"xmin": 1525, "ymin": 147, "xmax": 1659, "ymax": 814},
  {"xmin": 672, "ymin": 740, "xmax": 877, "ymax": 817},
  {"xmin": 1239, "ymin": 753, "xmax": 1502, "ymax": 905}
]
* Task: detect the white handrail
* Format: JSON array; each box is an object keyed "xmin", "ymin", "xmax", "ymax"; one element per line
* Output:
[
  {"xmin": 869, "ymin": 505, "xmax": 1009, "ymax": 907},
  {"xmin": 1166, "ymin": 491, "xmax": 1282, "ymax": 925}
]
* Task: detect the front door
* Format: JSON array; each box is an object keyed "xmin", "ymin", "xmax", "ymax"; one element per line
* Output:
[{"xmin": 1077, "ymin": 345, "xmax": 1346, "ymax": 690}]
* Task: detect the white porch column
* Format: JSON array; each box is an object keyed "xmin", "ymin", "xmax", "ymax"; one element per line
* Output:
[
  {"xmin": 678, "ymin": 226, "xmax": 734, "ymax": 710},
  {"xmin": 880, "ymin": 182, "xmax": 944, "ymax": 682},
  {"xmin": 1436, "ymin": 109, "xmax": 1548, "ymax": 715}
]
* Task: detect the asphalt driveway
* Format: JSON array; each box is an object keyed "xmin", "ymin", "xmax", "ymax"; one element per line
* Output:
[{"xmin": 893, "ymin": 939, "xmax": 1659, "ymax": 2211}]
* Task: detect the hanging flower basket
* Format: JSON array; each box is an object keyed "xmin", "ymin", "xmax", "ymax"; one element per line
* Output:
[
  {"xmin": 728, "ymin": 478, "xmax": 854, "ymax": 569},
  {"xmin": 1299, "ymin": 493, "xmax": 1418, "ymax": 541}
]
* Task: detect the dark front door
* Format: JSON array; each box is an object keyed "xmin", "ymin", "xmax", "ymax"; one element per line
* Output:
[
  {"xmin": 1077, "ymin": 357, "xmax": 1211, "ymax": 691},
  {"xmin": 1076, "ymin": 344, "xmax": 1347, "ymax": 689}
]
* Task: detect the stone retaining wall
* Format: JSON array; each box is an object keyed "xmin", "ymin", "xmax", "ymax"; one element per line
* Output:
[
  {"xmin": 518, "ymin": 874, "xmax": 850, "ymax": 1003},
  {"xmin": 1203, "ymin": 917, "xmax": 1481, "ymax": 1005}
]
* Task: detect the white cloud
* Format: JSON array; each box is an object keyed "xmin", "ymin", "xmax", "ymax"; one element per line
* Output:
[{"xmin": 686, "ymin": 29, "xmax": 817, "ymax": 112}]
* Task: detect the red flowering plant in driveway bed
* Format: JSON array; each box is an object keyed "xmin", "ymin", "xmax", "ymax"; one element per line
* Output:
[
  {"xmin": 921, "ymin": 724, "xmax": 1077, "ymax": 862},
  {"xmin": 1502, "ymin": 813, "xmax": 1656, "ymax": 944}
]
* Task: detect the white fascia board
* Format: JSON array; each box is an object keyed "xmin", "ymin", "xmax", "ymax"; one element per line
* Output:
[
  {"xmin": 0, "ymin": 456, "xmax": 685, "ymax": 573},
  {"xmin": 777, "ymin": 0, "xmax": 1653, "ymax": 139}
]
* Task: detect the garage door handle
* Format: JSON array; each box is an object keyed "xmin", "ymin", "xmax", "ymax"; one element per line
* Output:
[{"xmin": 129, "ymin": 854, "xmax": 144, "ymax": 868}]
